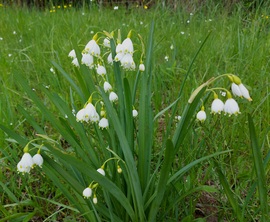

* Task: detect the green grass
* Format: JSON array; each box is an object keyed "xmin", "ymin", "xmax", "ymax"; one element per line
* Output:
[{"xmin": 1, "ymin": 2, "xmax": 270, "ymax": 221}]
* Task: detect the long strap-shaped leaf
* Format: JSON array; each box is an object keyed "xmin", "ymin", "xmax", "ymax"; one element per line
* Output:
[
  {"xmin": 148, "ymin": 139, "xmax": 175, "ymax": 222},
  {"xmin": 248, "ymin": 114, "xmax": 268, "ymax": 221}
]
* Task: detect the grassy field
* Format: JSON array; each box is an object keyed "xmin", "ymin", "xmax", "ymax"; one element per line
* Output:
[{"xmin": 1, "ymin": 2, "xmax": 270, "ymax": 221}]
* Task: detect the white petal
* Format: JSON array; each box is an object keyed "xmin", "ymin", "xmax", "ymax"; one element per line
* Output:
[
  {"xmin": 239, "ymin": 83, "xmax": 252, "ymax": 101},
  {"xmin": 231, "ymin": 83, "xmax": 242, "ymax": 97},
  {"xmin": 196, "ymin": 110, "xmax": 206, "ymax": 122},
  {"xmin": 109, "ymin": 92, "xmax": 118, "ymax": 102},
  {"xmin": 83, "ymin": 187, "xmax": 92, "ymax": 198},
  {"xmin": 33, "ymin": 154, "xmax": 43, "ymax": 167},
  {"xmin": 97, "ymin": 168, "xmax": 105, "ymax": 176},
  {"xmin": 211, "ymin": 98, "xmax": 224, "ymax": 114}
]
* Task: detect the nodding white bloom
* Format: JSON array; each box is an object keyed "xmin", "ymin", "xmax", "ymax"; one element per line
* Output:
[
  {"xmin": 68, "ymin": 49, "xmax": 76, "ymax": 58},
  {"xmin": 97, "ymin": 168, "xmax": 105, "ymax": 176},
  {"xmin": 81, "ymin": 54, "xmax": 94, "ymax": 68},
  {"xmin": 122, "ymin": 38, "xmax": 134, "ymax": 55},
  {"xmin": 96, "ymin": 65, "xmax": 106, "ymax": 76},
  {"xmin": 107, "ymin": 53, "xmax": 113, "ymax": 65},
  {"xmin": 139, "ymin": 64, "xmax": 145, "ymax": 72},
  {"xmin": 83, "ymin": 187, "xmax": 92, "ymax": 199},
  {"xmin": 99, "ymin": 117, "xmax": 109, "ymax": 129},
  {"xmin": 238, "ymin": 83, "xmax": 252, "ymax": 101},
  {"xmin": 93, "ymin": 196, "xmax": 98, "ymax": 204},
  {"xmin": 103, "ymin": 81, "xmax": 112, "ymax": 92},
  {"xmin": 132, "ymin": 109, "xmax": 138, "ymax": 117},
  {"xmin": 17, "ymin": 153, "xmax": 34, "ymax": 174},
  {"xmin": 175, "ymin": 115, "xmax": 181, "ymax": 121},
  {"xmin": 76, "ymin": 108, "xmax": 86, "ymax": 122},
  {"xmin": 72, "ymin": 58, "xmax": 79, "ymax": 67},
  {"xmin": 85, "ymin": 103, "xmax": 100, "ymax": 122},
  {"xmin": 224, "ymin": 98, "xmax": 240, "ymax": 116},
  {"xmin": 33, "ymin": 153, "xmax": 43, "ymax": 167},
  {"xmin": 109, "ymin": 92, "xmax": 118, "ymax": 102},
  {"xmin": 231, "ymin": 83, "xmax": 242, "ymax": 97},
  {"xmin": 211, "ymin": 98, "xmax": 224, "ymax": 114},
  {"xmin": 103, "ymin": 38, "xmax": 111, "ymax": 48},
  {"xmin": 120, "ymin": 54, "xmax": 136, "ymax": 70},
  {"xmin": 84, "ymin": 39, "xmax": 100, "ymax": 57},
  {"xmin": 196, "ymin": 110, "xmax": 206, "ymax": 122}
]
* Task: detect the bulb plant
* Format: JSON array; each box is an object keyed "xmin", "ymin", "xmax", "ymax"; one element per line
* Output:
[{"xmin": 10, "ymin": 23, "xmax": 254, "ymax": 221}]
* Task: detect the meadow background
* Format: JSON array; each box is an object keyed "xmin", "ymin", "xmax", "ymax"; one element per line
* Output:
[{"xmin": 0, "ymin": 0, "xmax": 270, "ymax": 221}]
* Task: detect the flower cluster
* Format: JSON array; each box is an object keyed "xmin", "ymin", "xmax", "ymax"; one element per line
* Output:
[
  {"xmin": 69, "ymin": 30, "xmax": 142, "ymax": 129},
  {"xmin": 17, "ymin": 149, "xmax": 43, "ymax": 174},
  {"xmin": 82, "ymin": 158, "xmax": 123, "ymax": 203},
  {"xmin": 196, "ymin": 74, "xmax": 252, "ymax": 122}
]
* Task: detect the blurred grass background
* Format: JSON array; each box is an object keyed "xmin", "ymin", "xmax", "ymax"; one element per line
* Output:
[{"xmin": 0, "ymin": 0, "xmax": 269, "ymax": 220}]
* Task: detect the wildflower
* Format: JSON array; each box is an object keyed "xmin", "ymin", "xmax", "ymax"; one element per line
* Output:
[
  {"xmin": 196, "ymin": 107, "xmax": 206, "ymax": 122},
  {"xmin": 68, "ymin": 49, "xmax": 76, "ymax": 58},
  {"xmin": 224, "ymin": 95, "xmax": 240, "ymax": 116},
  {"xmin": 122, "ymin": 38, "xmax": 134, "ymax": 55},
  {"xmin": 83, "ymin": 187, "xmax": 92, "ymax": 199},
  {"xmin": 76, "ymin": 108, "xmax": 86, "ymax": 122},
  {"xmin": 93, "ymin": 195, "xmax": 98, "ymax": 204},
  {"xmin": 120, "ymin": 54, "xmax": 136, "ymax": 70},
  {"xmin": 114, "ymin": 6, "xmax": 119, "ymax": 10},
  {"xmin": 103, "ymin": 81, "xmax": 112, "ymax": 92},
  {"xmin": 85, "ymin": 103, "xmax": 100, "ymax": 122},
  {"xmin": 99, "ymin": 117, "xmax": 109, "ymax": 129},
  {"xmin": 96, "ymin": 65, "xmax": 106, "ymax": 76},
  {"xmin": 103, "ymin": 38, "xmax": 110, "ymax": 48},
  {"xmin": 109, "ymin": 92, "xmax": 118, "ymax": 102},
  {"xmin": 139, "ymin": 64, "xmax": 145, "ymax": 72},
  {"xmin": 84, "ymin": 38, "xmax": 100, "ymax": 57},
  {"xmin": 132, "ymin": 109, "xmax": 138, "ymax": 117},
  {"xmin": 107, "ymin": 53, "xmax": 113, "ymax": 64},
  {"xmin": 238, "ymin": 83, "xmax": 252, "ymax": 101},
  {"xmin": 211, "ymin": 93, "xmax": 224, "ymax": 114},
  {"xmin": 33, "ymin": 153, "xmax": 43, "ymax": 167},
  {"xmin": 229, "ymin": 75, "xmax": 252, "ymax": 101},
  {"xmin": 97, "ymin": 168, "xmax": 105, "ymax": 176},
  {"xmin": 72, "ymin": 58, "xmax": 79, "ymax": 67},
  {"xmin": 81, "ymin": 54, "xmax": 94, "ymax": 68},
  {"xmin": 17, "ymin": 152, "xmax": 34, "ymax": 174},
  {"xmin": 175, "ymin": 115, "xmax": 181, "ymax": 121}
]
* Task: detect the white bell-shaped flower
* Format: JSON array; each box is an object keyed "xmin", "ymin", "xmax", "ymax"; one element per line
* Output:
[
  {"xmin": 76, "ymin": 108, "xmax": 86, "ymax": 122},
  {"xmin": 99, "ymin": 118, "xmax": 109, "ymax": 129},
  {"xmin": 33, "ymin": 153, "xmax": 43, "ymax": 167},
  {"xmin": 120, "ymin": 54, "xmax": 135, "ymax": 70},
  {"xmin": 132, "ymin": 109, "xmax": 138, "ymax": 117},
  {"xmin": 83, "ymin": 187, "xmax": 92, "ymax": 199},
  {"xmin": 196, "ymin": 110, "xmax": 206, "ymax": 122},
  {"xmin": 84, "ymin": 39, "xmax": 100, "ymax": 57},
  {"xmin": 239, "ymin": 83, "xmax": 252, "ymax": 101},
  {"xmin": 211, "ymin": 98, "xmax": 224, "ymax": 114},
  {"xmin": 81, "ymin": 54, "xmax": 94, "ymax": 68},
  {"xmin": 68, "ymin": 49, "xmax": 76, "ymax": 58},
  {"xmin": 109, "ymin": 92, "xmax": 118, "ymax": 102},
  {"xmin": 122, "ymin": 38, "xmax": 134, "ymax": 54},
  {"xmin": 72, "ymin": 58, "xmax": 79, "ymax": 67},
  {"xmin": 103, "ymin": 38, "xmax": 110, "ymax": 48},
  {"xmin": 85, "ymin": 103, "xmax": 99, "ymax": 123},
  {"xmin": 231, "ymin": 83, "xmax": 242, "ymax": 97},
  {"xmin": 139, "ymin": 64, "xmax": 145, "ymax": 72},
  {"xmin": 97, "ymin": 168, "xmax": 105, "ymax": 176},
  {"xmin": 107, "ymin": 53, "xmax": 113, "ymax": 65},
  {"xmin": 103, "ymin": 81, "xmax": 112, "ymax": 92},
  {"xmin": 224, "ymin": 98, "xmax": 240, "ymax": 116},
  {"xmin": 96, "ymin": 65, "xmax": 106, "ymax": 76},
  {"xmin": 17, "ymin": 153, "xmax": 34, "ymax": 174}
]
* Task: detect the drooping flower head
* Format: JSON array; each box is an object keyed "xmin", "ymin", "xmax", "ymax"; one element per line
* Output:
[
  {"xmin": 211, "ymin": 92, "xmax": 224, "ymax": 114},
  {"xmin": 17, "ymin": 152, "xmax": 34, "ymax": 174},
  {"xmin": 229, "ymin": 74, "xmax": 252, "ymax": 101},
  {"xmin": 196, "ymin": 106, "xmax": 206, "ymax": 122},
  {"xmin": 224, "ymin": 92, "xmax": 240, "ymax": 116},
  {"xmin": 33, "ymin": 151, "xmax": 43, "ymax": 168},
  {"xmin": 83, "ymin": 187, "xmax": 92, "ymax": 199},
  {"xmin": 84, "ymin": 34, "xmax": 100, "ymax": 57}
]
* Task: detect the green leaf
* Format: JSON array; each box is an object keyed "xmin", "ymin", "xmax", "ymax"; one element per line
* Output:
[
  {"xmin": 248, "ymin": 114, "xmax": 268, "ymax": 221},
  {"xmin": 148, "ymin": 139, "xmax": 175, "ymax": 222}
]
